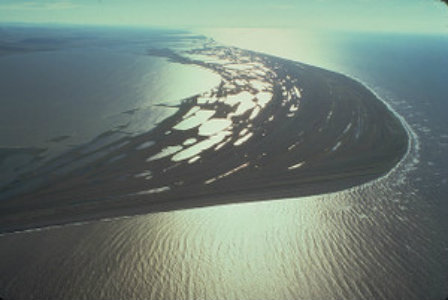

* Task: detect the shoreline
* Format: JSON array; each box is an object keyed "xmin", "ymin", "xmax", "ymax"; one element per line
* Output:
[
  {"xmin": 339, "ymin": 73, "xmax": 418, "ymax": 183},
  {"xmin": 0, "ymin": 43, "xmax": 409, "ymax": 234}
]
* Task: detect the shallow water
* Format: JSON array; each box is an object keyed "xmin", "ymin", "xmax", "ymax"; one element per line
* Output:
[
  {"xmin": 0, "ymin": 44, "xmax": 220, "ymax": 191},
  {"xmin": 0, "ymin": 29, "xmax": 447, "ymax": 300}
]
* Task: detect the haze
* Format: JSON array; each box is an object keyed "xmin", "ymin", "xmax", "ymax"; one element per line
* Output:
[{"xmin": 0, "ymin": 0, "xmax": 447, "ymax": 33}]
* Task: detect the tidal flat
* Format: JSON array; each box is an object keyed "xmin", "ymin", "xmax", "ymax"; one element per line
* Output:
[{"xmin": 0, "ymin": 41, "xmax": 408, "ymax": 233}]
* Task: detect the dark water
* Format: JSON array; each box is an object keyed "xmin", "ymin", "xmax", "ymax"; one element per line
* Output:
[
  {"xmin": 0, "ymin": 28, "xmax": 447, "ymax": 299},
  {"xmin": 0, "ymin": 32, "xmax": 220, "ymax": 191}
]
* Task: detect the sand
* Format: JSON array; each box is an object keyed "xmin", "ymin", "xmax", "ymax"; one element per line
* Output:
[{"xmin": 0, "ymin": 44, "xmax": 408, "ymax": 233}]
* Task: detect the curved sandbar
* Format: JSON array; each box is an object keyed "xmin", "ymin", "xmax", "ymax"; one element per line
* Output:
[{"xmin": 0, "ymin": 44, "xmax": 408, "ymax": 233}]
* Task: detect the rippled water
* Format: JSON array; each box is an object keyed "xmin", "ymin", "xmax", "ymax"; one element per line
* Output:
[
  {"xmin": 1, "ymin": 29, "xmax": 447, "ymax": 300},
  {"xmin": 0, "ymin": 155, "xmax": 444, "ymax": 299}
]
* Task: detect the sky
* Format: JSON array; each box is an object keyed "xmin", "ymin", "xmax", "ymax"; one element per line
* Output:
[{"xmin": 0, "ymin": 0, "xmax": 447, "ymax": 33}]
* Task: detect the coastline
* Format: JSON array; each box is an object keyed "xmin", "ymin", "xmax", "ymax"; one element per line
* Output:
[{"xmin": 0, "ymin": 43, "xmax": 409, "ymax": 234}]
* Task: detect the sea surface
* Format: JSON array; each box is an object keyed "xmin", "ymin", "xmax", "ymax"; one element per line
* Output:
[
  {"xmin": 0, "ymin": 28, "xmax": 447, "ymax": 300},
  {"xmin": 0, "ymin": 29, "xmax": 221, "ymax": 192}
]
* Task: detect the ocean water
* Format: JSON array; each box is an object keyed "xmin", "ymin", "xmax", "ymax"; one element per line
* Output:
[
  {"xmin": 0, "ymin": 30, "xmax": 220, "ymax": 191},
  {"xmin": 0, "ymin": 28, "xmax": 447, "ymax": 300}
]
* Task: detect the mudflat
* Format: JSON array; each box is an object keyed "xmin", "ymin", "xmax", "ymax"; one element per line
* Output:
[{"xmin": 0, "ymin": 44, "xmax": 408, "ymax": 233}]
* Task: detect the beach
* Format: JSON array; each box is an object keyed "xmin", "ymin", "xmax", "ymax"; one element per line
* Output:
[{"xmin": 0, "ymin": 43, "xmax": 408, "ymax": 234}]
